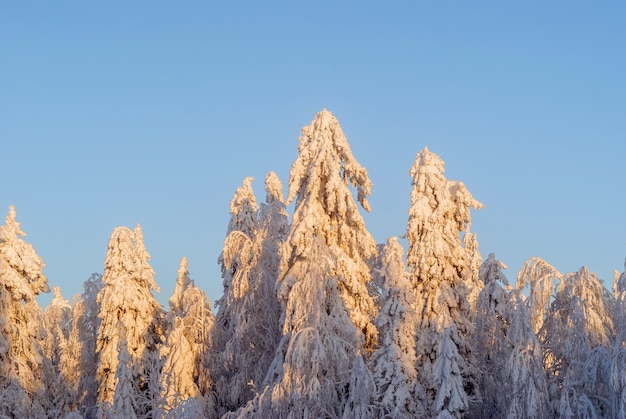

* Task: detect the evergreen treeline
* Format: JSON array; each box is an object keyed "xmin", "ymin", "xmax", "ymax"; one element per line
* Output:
[{"xmin": 1, "ymin": 110, "xmax": 624, "ymax": 418}]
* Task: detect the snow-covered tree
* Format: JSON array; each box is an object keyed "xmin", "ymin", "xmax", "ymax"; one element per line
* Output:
[
  {"xmin": 58, "ymin": 272, "xmax": 103, "ymax": 416},
  {"xmin": 112, "ymin": 327, "xmax": 140, "ymax": 419},
  {"xmin": 0, "ymin": 205, "xmax": 50, "ymax": 417},
  {"xmin": 611, "ymin": 259, "xmax": 626, "ymax": 418},
  {"xmin": 370, "ymin": 237, "xmax": 424, "ymax": 418},
  {"xmin": 541, "ymin": 266, "xmax": 614, "ymax": 416},
  {"xmin": 469, "ymin": 253, "xmax": 511, "ymax": 418},
  {"xmin": 43, "ymin": 286, "xmax": 72, "ymax": 365},
  {"xmin": 212, "ymin": 176, "xmax": 261, "ymax": 415},
  {"xmin": 96, "ymin": 225, "xmax": 164, "ymax": 416},
  {"xmin": 406, "ymin": 147, "xmax": 482, "ymax": 418},
  {"xmin": 504, "ymin": 289, "xmax": 550, "ymax": 418},
  {"xmin": 42, "ymin": 286, "xmax": 73, "ymax": 417},
  {"xmin": 516, "ymin": 257, "xmax": 564, "ymax": 334},
  {"xmin": 240, "ymin": 109, "xmax": 378, "ymax": 417},
  {"xmin": 160, "ymin": 257, "xmax": 215, "ymax": 418}
]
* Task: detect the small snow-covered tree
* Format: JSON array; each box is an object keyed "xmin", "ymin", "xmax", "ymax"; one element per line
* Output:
[
  {"xmin": 370, "ymin": 237, "xmax": 424, "ymax": 418},
  {"xmin": 160, "ymin": 257, "xmax": 215, "ymax": 418},
  {"xmin": 406, "ymin": 147, "xmax": 482, "ymax": 418},
  {"xmin": 96, "ymin": 225, "xmax": 164, "ymax": 416},
  {"xmin": 241, "ymin": 109, "xmax": 378, "ymax": 417},
  {"xmin": 0, "ymin": 205, "xmax": 50, "ymax": 417}
]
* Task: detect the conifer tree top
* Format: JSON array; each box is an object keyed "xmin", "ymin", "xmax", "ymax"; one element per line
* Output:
[{"xmin": 287, "ymin": 108, "xmax": 372, "ymax": 212}]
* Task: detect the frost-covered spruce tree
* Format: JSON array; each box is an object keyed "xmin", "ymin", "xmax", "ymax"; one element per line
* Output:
[
  {"xmin": 96, "ymin": 225, "xmax": 164, "ymax": 416},
  {"xmin": 406, "ymin": 148, "xmax": 482, "ymax": 418},
  {"xmin": 545, "ymin": 267, "xmax": 615, "ymax": 417},
  {"xmin": 243, "ymin": 109, "xmax": 378, "ymax": 417},
  {"xmin": 370, "ymin": 237, "xmax": 424, "ymax": 418},
  {"xmin": 160, "ymin": 257, "xmax": 215, "ymax": 417},
  {"xmin": 468, "ymin": 253, "xmax": 511, "ymax": 418},
  {"xmin": 0, "ymin": 205, "xmax": 50, "ymax": 417}
]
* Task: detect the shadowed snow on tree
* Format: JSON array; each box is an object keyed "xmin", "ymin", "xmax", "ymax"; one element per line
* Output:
[
  {"xmin": 59, "ymin": 272, "xmax": 104, "ymax": 417},
  {"xmin": 213, "ymin": 173, "xmax": 287, "ymax": 417},
  {"xmin": 540, "ymin": 266, "xmax": 614, "ymax": 416},
  {"xmin": 470, "ymin": 253, "xmax": 550, "ymax": 418},
  {"xmin": 0, "ymin": 205, "xmax": 50, "ymax": 417},
  {"xmin": 406, "ymin": 147, "xmax": 482, "ymax": 418},
  {"xmin": 42, "ymin": 286, "xmax": 73, "ymax": 417},
  {"xmin": 469, "ymin": 253, "xmax": 511, "ymax": 418},
  {"xmin": 370, "ymin": 237, "xmax": 424, "ymax": 418}
]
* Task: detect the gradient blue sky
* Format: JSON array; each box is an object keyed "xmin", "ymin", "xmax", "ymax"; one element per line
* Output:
[{"xmin": 2, "ymin": 2, "xmax": 624, "ymax": 307}]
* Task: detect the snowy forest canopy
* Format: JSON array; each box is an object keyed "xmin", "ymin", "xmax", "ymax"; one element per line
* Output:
[{"xmin": 1, "ymin": 109, "xmax": 625, "ymax": 418}]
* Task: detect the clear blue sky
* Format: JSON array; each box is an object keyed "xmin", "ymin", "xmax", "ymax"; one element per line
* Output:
[{"xmin": 2, "ymin": 2, "xmax": 624, "ymax": 307}]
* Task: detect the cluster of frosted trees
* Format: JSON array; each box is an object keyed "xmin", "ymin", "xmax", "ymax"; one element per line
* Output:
[{"xmin": 1, "ymin": 109, "xmax": 625, "ymax": 418}]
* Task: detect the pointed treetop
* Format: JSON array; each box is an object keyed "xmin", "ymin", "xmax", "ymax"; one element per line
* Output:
[
  {"xmin": 265, "ymin": 171, "xmax": 284, "ymax": 204},
  {"xmin": 227, "ymin": 176, "xmax": 259, "ymax": 237},
  {"xmin": 3, "ymin": 205, "xmax": 26, "ymax": 238},
  {"xmin": 410, "ymin": 147, "xmax": 446, "ymax": 180},
  {"xmin": 287, "ymin": 108, "xmax": 372, "ymax": 211},
  {"xmin": 177, "ymin": 256, "xmax": 189, "ymax": 282}
]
